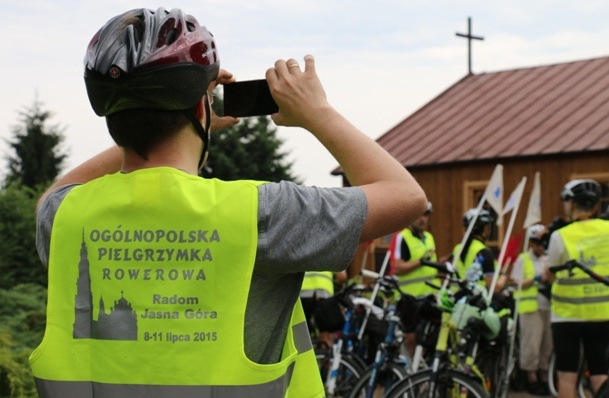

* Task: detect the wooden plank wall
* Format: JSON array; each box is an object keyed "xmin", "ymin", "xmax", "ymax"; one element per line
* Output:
[{"xmin": 346, "ymin": 151, "xmax": 609, "ymax": 277}]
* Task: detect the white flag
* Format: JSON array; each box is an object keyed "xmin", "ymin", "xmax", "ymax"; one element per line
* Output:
[
  {"xmin": 523, "ymin": 172, "xmax": 542, "ymax": 228},
  {"xmin": 503, "ymin": 178, "xmax": 526, "ymax": 215},
  {"xmin": 484, "ymin": 164, "xmax": 504, "ymax": 224}
]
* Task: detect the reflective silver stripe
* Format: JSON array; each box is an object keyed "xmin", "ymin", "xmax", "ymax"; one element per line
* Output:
[
  {"xmin": 552, "ymin": 294, "xmax": 609, "ymax": 304},
  {"xmin": 299, "ymin": 289, "xmax": 331, "ymax": 299},
  {"xmin": 556, "ymin": 277, "xmax": 605, "ymax": 286},
  {"xmin": 292, "ymin": 321, "xmax": 313, "ymax": 354},
  {"xmin": 35, "ymin": 363, "xmax": 295, "ymax": 398},
  {"xmin": 398, "ymin": 276, "xmax": 431, "ymax": 286},
  {"xmin": 518, "ymin": 296, "xmax": 537, "ymax": 303}
]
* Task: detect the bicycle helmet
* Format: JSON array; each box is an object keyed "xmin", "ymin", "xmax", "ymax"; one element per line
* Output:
[
  {"xmin": 462, "ymin": 208, "xmax": 494, "ymax": 229},
  {"xmin": 527, "ymin": 224, "xmax": 546, "ymax": 241},
  {"xmin": 84, "ymin": 8, "xmax": 219, "ymax": 167},
  {"xmin": 560, "ymin": 179, "xmax": 600, "ymax": 207}
]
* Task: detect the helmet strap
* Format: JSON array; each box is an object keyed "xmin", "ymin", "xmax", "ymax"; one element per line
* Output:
[{"xmin": 183, "ymin": 95, "xmax": 212, "ymax": 171}]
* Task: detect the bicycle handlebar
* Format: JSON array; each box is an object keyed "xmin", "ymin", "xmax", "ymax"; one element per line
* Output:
[
  {"xmin": 420, "ymin": 259, "xmax": 458, "ymax": 276},
  {"xmin": 359, "ymin": 269, "xmax": 409, "ymax": 297},
  {"xmin": 549, "ymin": 259, "xmax": 609, "ymax": 286},
  {"xmin": 361, "ymin": 269, "xmax": 380, "ymax": 279}
]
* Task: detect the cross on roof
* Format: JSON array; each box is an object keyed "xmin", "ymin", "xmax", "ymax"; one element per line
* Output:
[{"xmin": 456, "ymin": 17, "xmax": 484, "ymax": 75}]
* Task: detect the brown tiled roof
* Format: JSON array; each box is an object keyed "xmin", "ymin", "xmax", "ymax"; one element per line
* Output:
[{"xmin": 334, "ymin": 56, "xmax": 609, "ymax": 174}]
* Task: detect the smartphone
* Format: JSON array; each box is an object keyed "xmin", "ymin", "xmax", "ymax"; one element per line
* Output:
[{"xmin": 223, "ymin": 79, "xmax": 278, "ymax": 117}]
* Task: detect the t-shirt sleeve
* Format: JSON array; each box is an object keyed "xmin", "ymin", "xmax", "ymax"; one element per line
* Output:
[
  {"xmin": 256, "ymin": 181, "xmax": 367, "ymax": 274},
  {"xmin": 400, "ymin": 237, "xmax": 412, "ymax": 261},
  {"xmin": 36, "ymin": 185, "xmax": 78, "ymax": 267},
  {"xmin": 547, "ymin": 231, "xmax": 569, "ymax": 268}
]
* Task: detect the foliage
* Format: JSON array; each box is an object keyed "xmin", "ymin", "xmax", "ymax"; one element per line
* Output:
[
  {"xmin": 0, "ymin": 184, "xmax": 46, "ymax": 289},
  {"xmin": 0, "ymin": 284, "xmax": 47, "ymax": 398},
  {"xmin": 5, "ymin": 96, "xmax": 67, "ymax": 189},
  {"xmin": 201, "ymin": 92, "xmax": 301, "ymax": 183}
]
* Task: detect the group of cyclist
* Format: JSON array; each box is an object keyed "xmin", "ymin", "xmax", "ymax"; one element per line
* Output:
[{"xmin": 302, "ymin": 178, "xmax": 609, "ymax": 398}]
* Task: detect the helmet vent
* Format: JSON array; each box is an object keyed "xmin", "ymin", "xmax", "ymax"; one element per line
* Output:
[
  {"xmin": 186, "ymin": 22, "xmax": 196, "ymax": 32},
  {"xmin": 166, "ymin": 29, "xmax": 178, "ymax": 46}
]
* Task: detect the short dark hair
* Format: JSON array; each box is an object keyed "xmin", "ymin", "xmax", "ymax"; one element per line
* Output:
[
  {"xmin": 571, "ymin": 199, "xmax": 597, "ymax": 213},
  {"xmin": 105, "ymin": 108, "xmax": 191, "ymax": 159}
]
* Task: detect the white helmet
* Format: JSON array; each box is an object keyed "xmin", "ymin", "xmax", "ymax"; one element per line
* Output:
[
  {"xmin": 426, "ymin": 201, "xmax": 433, "ymax": 213},
  {"xmin": 527, "ymin": 224, "xmax": 546, "ymax": 241}
]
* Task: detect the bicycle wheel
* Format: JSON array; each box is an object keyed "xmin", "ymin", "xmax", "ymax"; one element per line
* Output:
[
  {"xmin": 316, "ymin": 349, "xmax": 364, "ymax": 397},
  {"xmin": 385, "ymin": 368, "xmax": 488, "ymax": 398},
  {"xmin": 476, "ymin": 341, "xmax": 510, "ymax": 398},
  {"xmin": 347, "ymin": 361, "xmax": 408, "ymax": 398}
]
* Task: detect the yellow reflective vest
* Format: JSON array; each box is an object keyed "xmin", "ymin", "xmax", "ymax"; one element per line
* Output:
[
  {"xmin": 396, "ymin": 229, "xmax": 438, "ymax": 297},
  {"xmin": 453, "ymin": 238, "xmax": 494, "ymax": 288},
  {"xmin": 552, "ymin": 219, "xmax": 609, "ymax": 321},
  {"xmin": 301, "ymin": 271, "xmax": 334, "ymax": 297},
  {"xmin": 30, "ymin": 167, "xmax": 323, "ymax": 398},
  {"xmin": 513, "ymin": 252, "xmax": 538, "ymax": 314}
]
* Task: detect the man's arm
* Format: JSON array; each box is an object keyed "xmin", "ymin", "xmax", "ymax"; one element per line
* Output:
[
  {"xmin": 266, "ymin": 55, "xmax": 427, "ymax": 243},
  {"xmin": 546, "ymin": 232, "xmax": 568, "ymax": 283},
  {"xmin": 509, "ymin": 256, "xmax": 534, "ymax": 288}
]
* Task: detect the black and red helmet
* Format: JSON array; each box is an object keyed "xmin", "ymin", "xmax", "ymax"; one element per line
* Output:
[{"xmin": 84, "ymin": 7, "xmax": 219, "ymax": 116}]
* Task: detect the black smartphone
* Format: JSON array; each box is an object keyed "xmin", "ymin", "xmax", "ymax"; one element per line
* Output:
[{"xmin": 223, "ymin": 79, "xmax": 278, "ymax": 117}]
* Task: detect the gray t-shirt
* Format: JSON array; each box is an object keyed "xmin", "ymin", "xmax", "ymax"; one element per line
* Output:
[{"xmin": 36, "ymin": 179, "xmax": 367, "ymax": 364}]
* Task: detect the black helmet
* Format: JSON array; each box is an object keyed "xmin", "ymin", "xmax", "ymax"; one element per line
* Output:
[
  {"xmin": 463, "ymin": 208, "xmax": 494, "ymax": 229},
  {"xmin": 84, "ymin": 8, "xmax": 219, "ymax": 168},
  {"xmin": 560, "ymin": 179, "xmax": 600, "ymax": 207},
  {"xmin": 84, "ymin": 8, "xmax": 219, "ymax": 116}
]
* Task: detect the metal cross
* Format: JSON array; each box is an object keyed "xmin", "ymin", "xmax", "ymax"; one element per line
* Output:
[{"xmin": 456, "ymin": 17, "xmax": 484, "ymax": 75}]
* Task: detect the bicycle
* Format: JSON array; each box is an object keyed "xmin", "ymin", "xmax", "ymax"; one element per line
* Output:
[
  {"xmin": 385, "ymin": 259, "xmax": 503, "ymax": 398},
  {"xmin": 315, "ymin": 282, "xmax": 377, "ymax": 397},
  {"xmin": 318, "ymin": 258, "xmax": 414, "ymax": 397},
  {"xmin": 347, "ymin": 271, "xmax": 437, "ymax": 398},
  {"xmin": 548, "ymin": 259, "xmax": 609, "ymax": 398}
]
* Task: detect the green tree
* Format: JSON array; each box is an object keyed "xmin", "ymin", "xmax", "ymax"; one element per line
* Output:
[
  {"xmin": 0, "ymin": 184, "xmax": 46, "ymax": 289},
  {"xmin": 5, "ymin": 96, "xmax": 67, "ymax": 189},
  {"xmin": 201, "ymin": 93, "xmax": 301, "ymax": 182},
  {"xmin": 0, "ymin": 284, "xmax": 46, "ymax": 398}
]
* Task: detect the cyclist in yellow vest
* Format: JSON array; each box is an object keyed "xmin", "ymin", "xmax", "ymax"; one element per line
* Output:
[
  {"xmin": 31, "ymin": 7, "xmax": 427, "ymax": 398},
  {"xmin": 393, "ymin": 201, "xmax": 438, "ymax": 297},
  {"xmin": 510, "ymin": 224, "xmax": 552, "ymax": 396},
  {"xmin": 547, "ymin": 179, "xmax": 609, "ymax": 398},
  {"xmin": 392, "ymin": 201, "xmax": 439, "ymax": 356},
  {"xmin": 453, "ymin": 208, "xmax": 507, "ymax": 294},
  {"xmin": 300, "ymin": 271, "xmax": 346, "ymax": 347}
]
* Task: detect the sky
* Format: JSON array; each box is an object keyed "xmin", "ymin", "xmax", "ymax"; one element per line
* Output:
[{"xmin": 2, "ymin": 1, "xmax": 609, "ymax": 187}]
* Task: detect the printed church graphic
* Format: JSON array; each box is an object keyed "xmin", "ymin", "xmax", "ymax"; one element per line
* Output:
[{"xmin": 73, "ymin": 230, "xmax": 138, "ymax": 340}]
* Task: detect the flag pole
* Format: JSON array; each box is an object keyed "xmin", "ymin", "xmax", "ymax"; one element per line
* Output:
[
  {"xmin": 451, "ymin": 164, "xmax": 503, "ymax": 276},
  {"xmin": 487, "ymin": 177, "xmax": 527, "ymax": 304}
]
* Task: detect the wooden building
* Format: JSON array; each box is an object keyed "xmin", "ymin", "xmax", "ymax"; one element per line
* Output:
[{"xmin": 333, "ymin": 56, "xmax": 609, "ymax": 274}]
